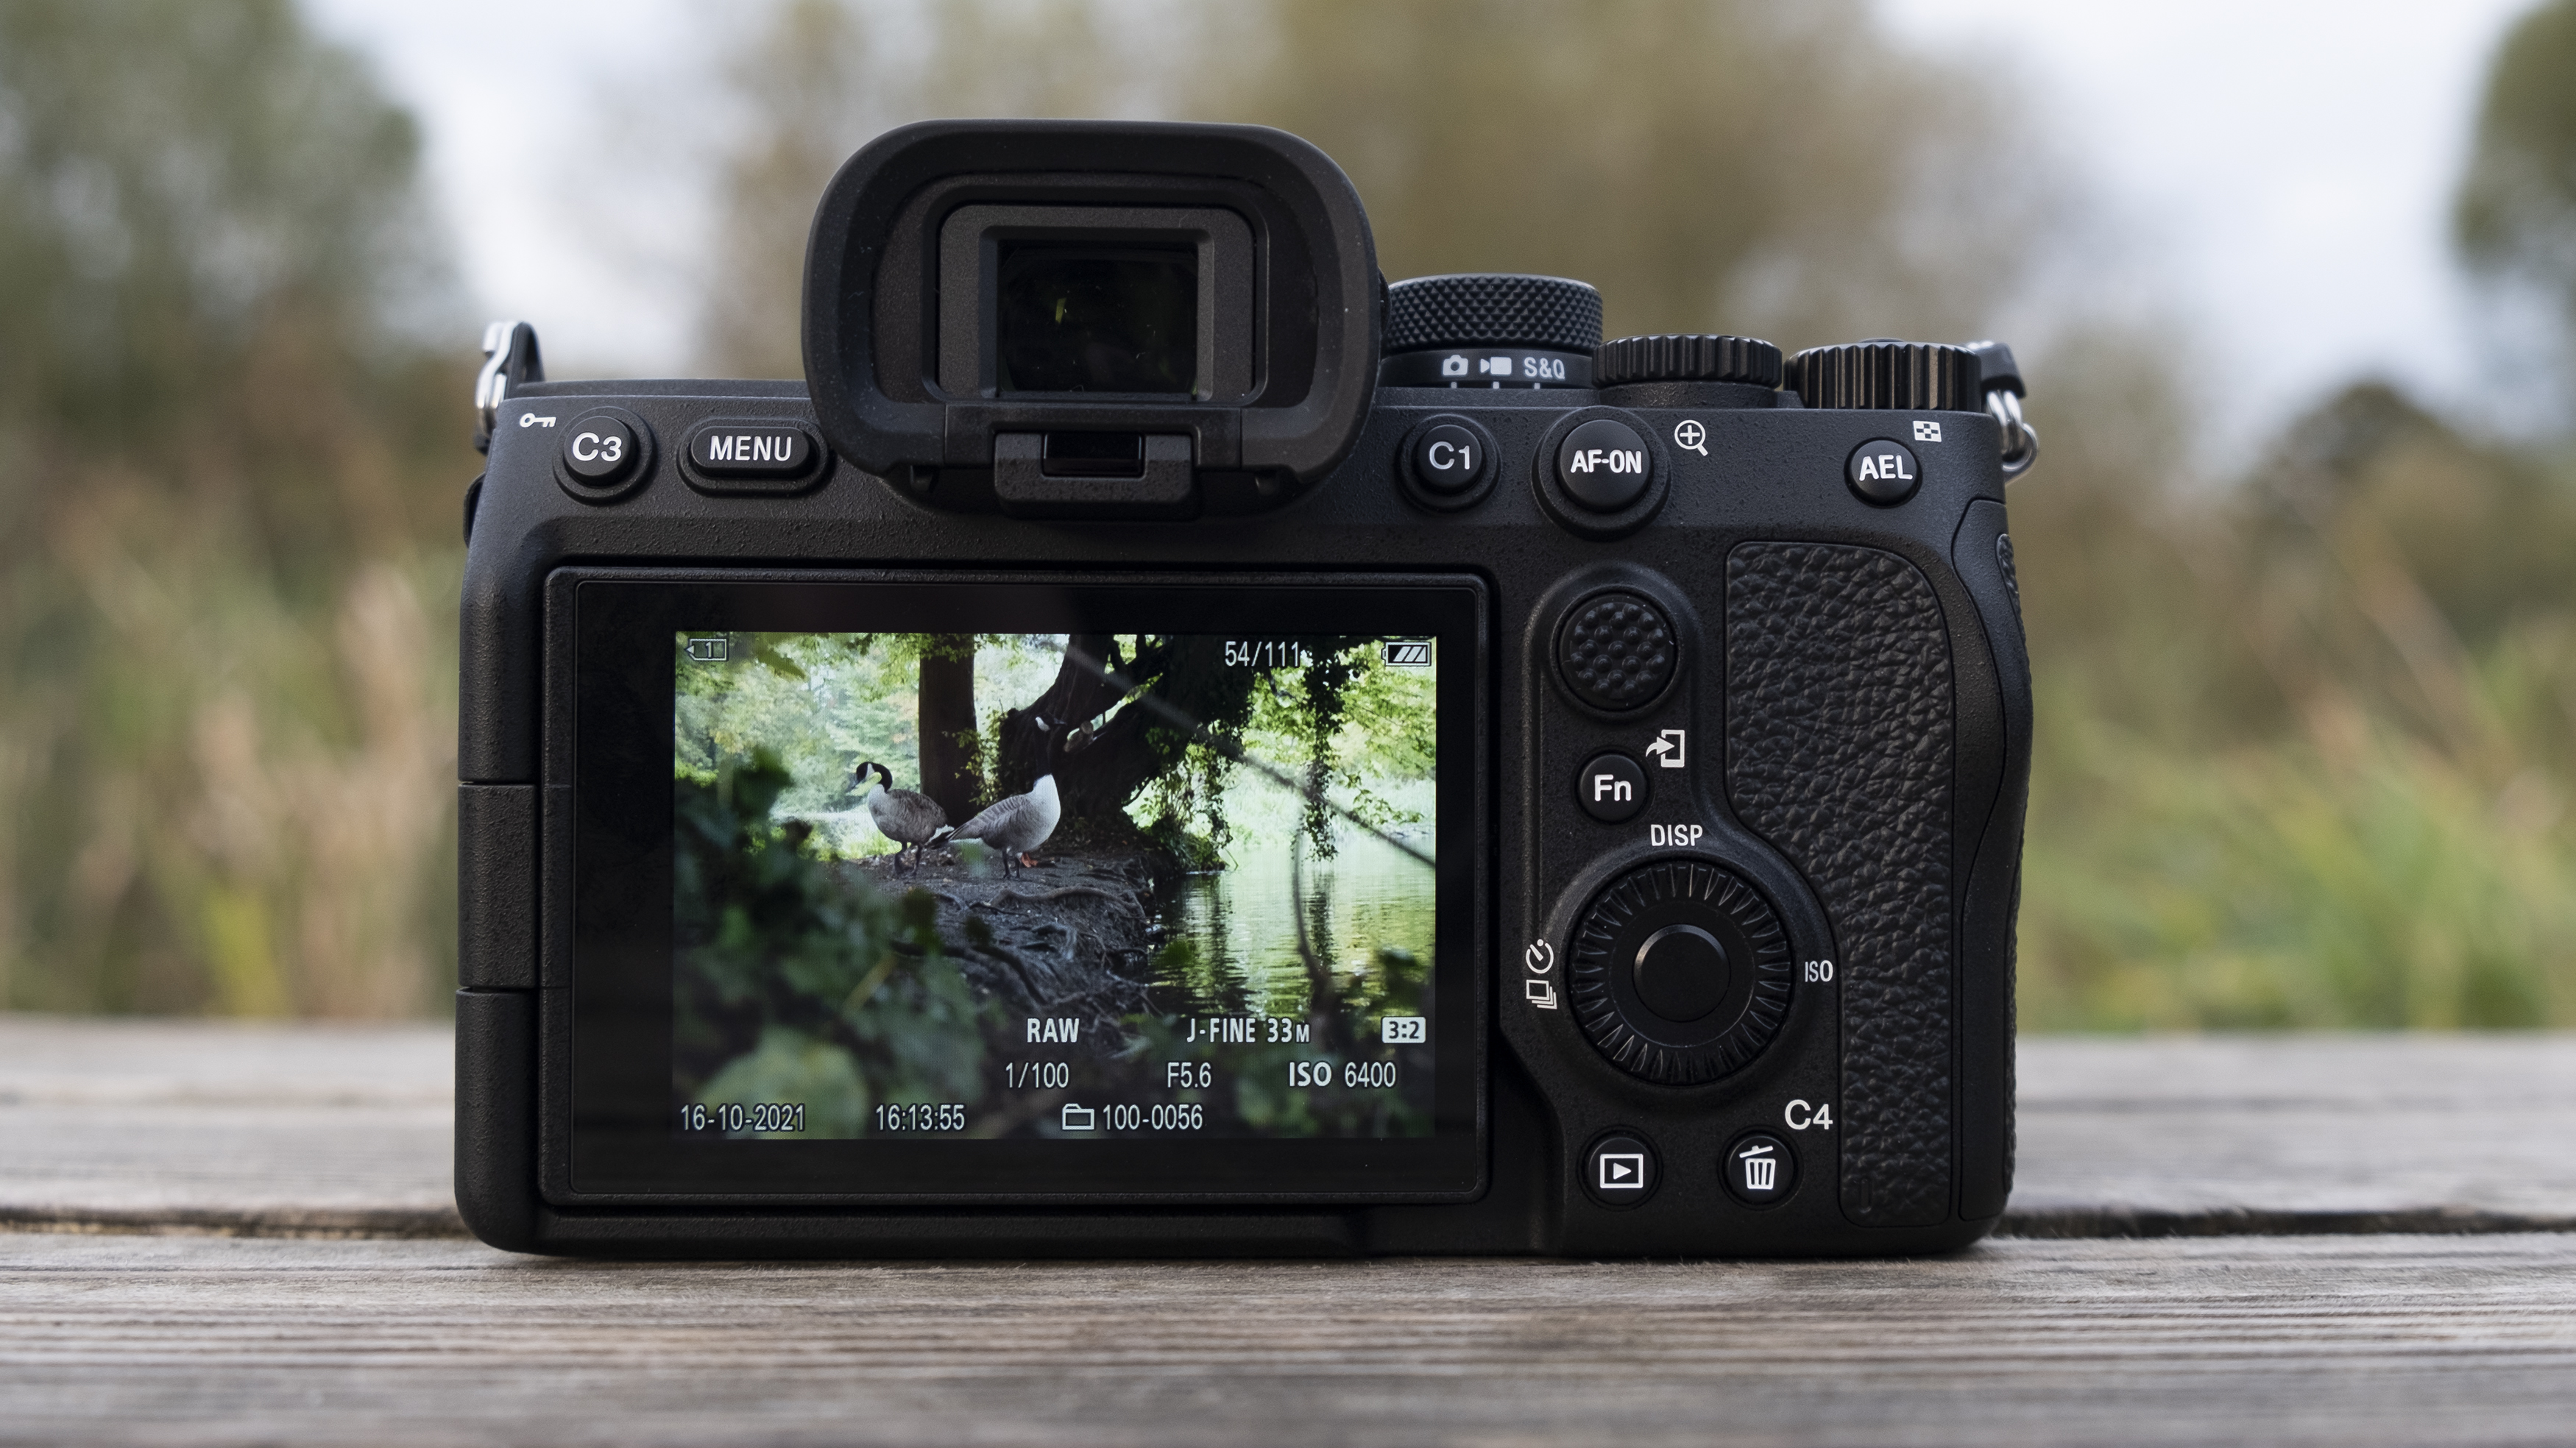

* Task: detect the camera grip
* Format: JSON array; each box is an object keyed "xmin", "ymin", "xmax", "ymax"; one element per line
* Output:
[{"xmin": 1725, "ymin": 543, "xmax": 1954, "ymax": 1228}]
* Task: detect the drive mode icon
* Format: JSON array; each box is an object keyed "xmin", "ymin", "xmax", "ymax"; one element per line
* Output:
[{"xmin": 1583, "ymin": 1132, "xmax": 1660, "ymax": 1207}]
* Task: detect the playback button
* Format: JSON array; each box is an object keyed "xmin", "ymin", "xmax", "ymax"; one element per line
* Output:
[{"xmin": 1583, "ymin": 1131, "xmax": 1660, "ymax": 1209}]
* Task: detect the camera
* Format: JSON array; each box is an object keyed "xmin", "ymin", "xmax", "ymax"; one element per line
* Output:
[{"xmin": 456, "ymin": 120, "xmax": 2037, "ymax": 1257}]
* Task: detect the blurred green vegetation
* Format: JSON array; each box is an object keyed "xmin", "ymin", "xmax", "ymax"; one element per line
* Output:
[
  {"xmin": 8, "ymin": 0, "xmax": 2576, "ymax": 1028},
  {"xmin": 0, "ymin": 0, "xmax": 464, "ymax": 1015}
]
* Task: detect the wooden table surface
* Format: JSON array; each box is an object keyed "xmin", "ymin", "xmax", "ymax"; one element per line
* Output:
[{"xmin": 4, "ymin": 1015, "xmax": 2573, "ymax": 1445}]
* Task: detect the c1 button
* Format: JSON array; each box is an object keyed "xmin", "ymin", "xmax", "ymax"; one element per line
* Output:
[
  {"xmin": 1409, "ymin": 422, "xmax": 1487, "ymax": 494},
  {"xmin": 564, "ymin": 415, "xmax": 640, "ymax": 484},
  {"xmin": 1575, "ymin": 751, "xmax": 1649, "ymax": 823},
  {"xmin": 1584, "ymin": 1132, "xmax": 1660, "ymax": 1209},
  {"xmin": 1723, "ymin": 1131, "xmax": 1797, "ymax": 1207},
  {"xmin": 1846, "ymin": 438, "xmax": 1920, "ymax": 505},
  {"xmin": 1556, "ymin": 417, "xmax": 1653, "ymax": 511}
]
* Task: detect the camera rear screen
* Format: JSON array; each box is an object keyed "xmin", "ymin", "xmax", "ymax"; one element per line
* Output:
[
  {"xmin": 565, "ymin": 577, "xmax": 1480, "ymax": 1200},
  {"xmin": 995, "ymin": 244, "xmax": 1197, "ymax": 394},
  {"xmin": 672, "ymin": 631, "xmax": 1437, "ymax": 1145}
]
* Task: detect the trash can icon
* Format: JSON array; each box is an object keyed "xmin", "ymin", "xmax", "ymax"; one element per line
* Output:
[{"xmin": 1738, "ymin": 1141, "xmax": 1777, "ymax": 1193}]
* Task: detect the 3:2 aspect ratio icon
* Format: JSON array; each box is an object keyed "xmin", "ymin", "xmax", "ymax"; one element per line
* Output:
[{"xmin": 1380, "ymin": 1015, "xmax": 1428, "ymax": 1044}]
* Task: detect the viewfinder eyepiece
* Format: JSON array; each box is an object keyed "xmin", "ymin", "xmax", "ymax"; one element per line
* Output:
[{"xmin": 995, "ymin": 244, "xmax": 1197, "ymax": 396}]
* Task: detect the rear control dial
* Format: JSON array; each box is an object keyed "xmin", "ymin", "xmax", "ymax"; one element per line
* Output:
[
  {"xmin": 1571, "ymin": 860, "xmax": 1794, "ymax": 1085},
  {"xmin": 1556, "ymin": 592, "xmax": 1675, "ymax": 711},
  {"xmin": 1790, "ymin": 339, "xmax": 1979, "ymax": 410}
]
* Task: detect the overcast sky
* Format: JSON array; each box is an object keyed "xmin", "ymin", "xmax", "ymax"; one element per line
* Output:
[{"xmin": 305, "ymin": 0, "xmax": 2544, "ymax": 452}]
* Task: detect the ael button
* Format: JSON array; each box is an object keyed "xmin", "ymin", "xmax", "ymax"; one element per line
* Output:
[
  {"xmin": 1846, "ymin": 438, "xmax": 1921, "ymax": 505},
  {"xmin": 1576, "ymin": 751, "xmax": 1649, "ymax": 823},
  {"xmin": 1583, "ymin": 1131, "xmax": 1660, "ymax": 1209},
  {"xmin": 1723, "ymin": 1131, "xmax": 1797, "ymax": 1207}
]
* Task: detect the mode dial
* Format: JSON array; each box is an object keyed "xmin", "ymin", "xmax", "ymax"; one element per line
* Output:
[
  {"xmin": 1596, "ymin": 333, "xmax": 1783, "ymax": 388},
  {"xmin": 1570, "ymin": 859, "xmax": 1794, "ymax": 1085},
  {"xmin": 1381, "ymin": 274, "xmax": 1601, "ymax": 388},
  {"xmin": 1790, "ymin": 339, "xmax": 1980, "ymax": 410}
]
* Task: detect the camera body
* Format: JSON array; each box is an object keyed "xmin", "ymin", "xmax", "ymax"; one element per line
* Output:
[{"xmin": 456, "ymin": 121, "xmax": 2033, "ymax": 1257}]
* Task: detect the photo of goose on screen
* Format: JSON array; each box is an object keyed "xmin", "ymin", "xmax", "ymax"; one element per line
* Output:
[{"xmin": 668, "ymin": 631, "xmax": 1440, "ymax": 1143}]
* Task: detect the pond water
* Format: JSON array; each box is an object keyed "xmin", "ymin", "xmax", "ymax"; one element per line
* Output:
[{"xmin": 1147, "ymin": 828, "xmax": 1439, "ymax": 1023}]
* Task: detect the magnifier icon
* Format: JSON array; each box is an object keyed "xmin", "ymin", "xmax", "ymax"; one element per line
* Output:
[{"xmin": 1674, "ymin": 419, "xmax": 1708, "ymax": 456}]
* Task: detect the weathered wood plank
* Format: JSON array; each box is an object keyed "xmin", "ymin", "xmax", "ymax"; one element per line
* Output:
[
  {"xmin": 2, "ymin": 1233, "xmax": 2572, "ymax": 1446},
  {"xmin": 0, "ymin": 1015, "xmax": 453, "ymax": 1235},
  {"xmin": 2014, "ymin": 1034, "xmax": 2576, "ymax": 1233},
  {"xmin": 5, "ymin": 1017, "xmax": 2575, "ymax": 1236}
]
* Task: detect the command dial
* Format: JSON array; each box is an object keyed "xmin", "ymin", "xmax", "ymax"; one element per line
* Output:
[
  {"xmin": 1790, "ymin": 339, "xmax": 1981, "ymax": 411},
  {"xmin": 1571, "ymin": 860, "xmax": 1793, "ymax": 1085},
  {"xmin": 1596, "ymin": 333, "xmax": 1783, "ymax": 388}
]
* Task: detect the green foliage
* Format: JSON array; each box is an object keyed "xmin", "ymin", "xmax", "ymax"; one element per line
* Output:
[
  {"xmin": 689, "ymin": 0, "xmax": 2036, "ymax": 374},
  {"xmin": 2456, "ymin": 0, "xmax": 2576, "ymax": 348},
  {"xmin": 2011, "ymin": 345, "xmax": 2576, "ymax": 1029},
  {"xmin": 673, "ymin": 750, "xmax": 997, "ymax": 1129},
  {"xmin": 0, "ymin": 0, "xmax": 467, "ymax": 1015}
]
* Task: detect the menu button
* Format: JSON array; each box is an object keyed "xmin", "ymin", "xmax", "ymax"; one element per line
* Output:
[{"xmin": 686, "ymin": 421, "xmax": 823, "ymax": 494}]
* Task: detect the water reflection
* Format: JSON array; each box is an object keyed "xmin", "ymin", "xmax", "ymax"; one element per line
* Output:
[{"xmin": 1148, "ymin": 831, "xmax": 1437, "ymax": 1021}]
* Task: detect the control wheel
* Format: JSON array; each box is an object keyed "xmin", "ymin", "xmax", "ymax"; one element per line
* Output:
[{"xmin": 1570, "ymin": 860, "xmax": 1793, "ymax": 1085}]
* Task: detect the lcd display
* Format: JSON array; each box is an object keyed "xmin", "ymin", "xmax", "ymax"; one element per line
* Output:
[
  {"xmin": 670, "ymin": 628, "xmax": 1440, "ymax": 1145},
  {"xmin": 562, "ymin": 577, "xmax": 1482, "ymax": 1202}
]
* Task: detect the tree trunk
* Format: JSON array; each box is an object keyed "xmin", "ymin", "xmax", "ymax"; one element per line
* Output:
[{"xmin": 917, "ymin": 636, "xmax": 979, "ymax": 820}]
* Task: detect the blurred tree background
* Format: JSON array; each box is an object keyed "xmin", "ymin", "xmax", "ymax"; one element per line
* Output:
[
  {"xmin": 0, "ymin": 0, "xmax": 464, "ymax": 1014},
  {"xmin": 8, "ymin": 0, "xmax": 2576, "ymax": 1027}
]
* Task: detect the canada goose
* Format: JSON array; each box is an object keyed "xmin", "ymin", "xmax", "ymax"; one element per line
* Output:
[
  {"xmin": 949, "ymin": 714, "xmax": 1065, "ymax": 879},
  {"xmin": 852, "ymin": 761, "xmax": 952, "ymax": 871}
]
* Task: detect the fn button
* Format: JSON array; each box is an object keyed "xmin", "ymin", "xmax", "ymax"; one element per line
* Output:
[{"xmin": 1575, "ymin": 751, "xmax": 1648, "ymax": 824}]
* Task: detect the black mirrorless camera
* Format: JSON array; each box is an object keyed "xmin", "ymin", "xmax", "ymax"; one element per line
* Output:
[{"xmin": 456, "ymin": 120, "xmax": 2037, "ymax": 1257}]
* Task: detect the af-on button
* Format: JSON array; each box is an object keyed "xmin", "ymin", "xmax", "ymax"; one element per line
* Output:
[
  {"xmin": 1555, "ymin": 417, "xmax": 1654, "ymax": 511},
  {"xmin": 1533, "ymin": 409, "xmax": 1668, "ymax": 539}
]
